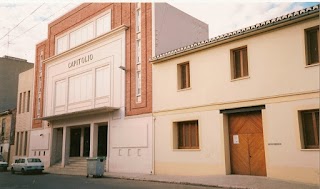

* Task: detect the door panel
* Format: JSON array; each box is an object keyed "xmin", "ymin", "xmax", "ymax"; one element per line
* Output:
[
  {"xmin": 228, "ymin": 111, "xmax": 266, "ymax": 176},
  {"xmin": 229, "ymin": 134, "xmax": 250, "ymax": 175},
  {"xmin": 248, "ymin": 133, "xmax": 266, "ymax": 176}
]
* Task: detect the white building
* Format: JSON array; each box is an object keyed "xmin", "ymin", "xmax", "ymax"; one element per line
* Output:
[{"xmin": 151, "ymin": 5, "xmax": 319, "ymax": 184}]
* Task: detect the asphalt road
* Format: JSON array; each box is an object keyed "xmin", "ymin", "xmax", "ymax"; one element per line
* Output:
[{"xmin": 0, "ymin": 171, "xmax": 220, "ymax": 189}]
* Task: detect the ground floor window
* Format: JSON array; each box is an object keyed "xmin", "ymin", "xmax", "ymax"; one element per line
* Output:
[
  {"xmin": 300, "ymin": 109, "xmax": 319, "ymax": 149},
  {"xmin": 175, "ymin": 120, "xmax": 199, "ymax": 149}
]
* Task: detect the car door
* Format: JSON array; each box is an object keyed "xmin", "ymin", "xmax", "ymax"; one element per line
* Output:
[
  {"xmin": 13, "ymin": 159, "xmax": 20, "ymax": 171},
  {"xmin": 20, "ymin": 159, "xmax": 26, "ymax": 171}
]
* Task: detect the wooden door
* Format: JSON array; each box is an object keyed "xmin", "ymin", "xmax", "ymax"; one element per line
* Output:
[{"xmin": 228, "ymin": 111, "xmax": 266, "ymax": 176}]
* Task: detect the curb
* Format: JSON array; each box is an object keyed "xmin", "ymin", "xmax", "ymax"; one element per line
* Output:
[{"xmin": 103, "ymin": 175, "xmax": 251, "ymax": 189}]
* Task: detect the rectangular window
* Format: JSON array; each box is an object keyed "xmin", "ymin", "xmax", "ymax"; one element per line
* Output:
[
  {"xmin": 27, "ymin": 91, "xmax": 30, "ymax": 112},
  {"xmin": 178, "ymin": 62, "xmax": 190, "ymax": 89},
  {"xmin": 95, "ymin": 66, "xmax": 110, "ymax": 98},
  {"xmin": 96, "ymin": 13, "xmax": 111, "ymax": 36},
  {"xmin": 70, "ymin": 22, "xmax": 94, "ymax": 49},
  {"xmin": 24, "ymin": 131, "xmax": 28, "ymax": 156},
  {"xmin": 136, "ymin": 38, "xmax": 141, "ymax": 64},
  {"xmin": 18, "ymin": 93, "xmax": 22, "ymax": 114},
  {"xmin": 301, "ymin": 109, "xmax": 319, "ymax": 149},
  {"xmin": 55, "ymin": 80, "xmax": 66, "ymax": 107},
  {"xmin": 69, "ymin": 72, "xmax": 93, "ymax": 103},
  {"xmin": 305, "ymin": 26, "xmax": 319, "ymax": 65},
  {"xmin": 19, "ymin": 132, "xmax": 23, "ymax": 156},
  {"xmin": 56, "ymin": 35, "xmax": 68, "ymax": 54},
  {"xmin": 136, "ymin": 70, "xmax": 141, "ymax": 96},
  {"xmin": 22, "ymin": 92, "xmax": 26, "ymax": 113},
  {"xmin": 15, "ymin": 132, "xmax": 19, "ymax": 155},
  {"xmin": 37, "ymin": 97, "xmax": 41, "ymax": 117},
  {"xmin": 177, "ymin": 120, "xmax": 199, "ymax": 149},
  {"xmin": 231, "ymin": 46, "xmax": 248, "ymax": 79},
  {"xmin": 136, "ymin": 3, "xmax": 141, "ymax": 33},
  {"xmin": 1, "ymin": 119, "xmax": 5, "ymax": 137}
]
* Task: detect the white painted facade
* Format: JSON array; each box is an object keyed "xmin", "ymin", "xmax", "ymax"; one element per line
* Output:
[
  {"xmin": 152, "ymin": 13, "xmax": 319, "ymax": 184},
  {"xmin": 29, "ymin": 26, "xmax": 153, "ymax": 173}
]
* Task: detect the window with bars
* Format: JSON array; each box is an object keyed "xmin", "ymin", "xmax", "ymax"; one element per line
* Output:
[
  {"xmin": 177, "ymin": 120, "xmax": 199, "ymax": 149},
  {"xmin": 300, "ymin": 109, "xmax": 319, "ymax": 149},
  {"xmin": 231, "ymin": 46, "xmax": 248, "ymax": 79},
  {"xmin": 305, "ymin": 26, "xmax": 319, "ymax": 65},
  {"xmin": 178, "ymin": 62, "xmax": 190, "ymax": 90}
]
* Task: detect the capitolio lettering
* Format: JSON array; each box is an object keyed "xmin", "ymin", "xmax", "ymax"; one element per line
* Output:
[{"xmin": 68, "ymin": 54, "xmax": 93, "ymax": 68}]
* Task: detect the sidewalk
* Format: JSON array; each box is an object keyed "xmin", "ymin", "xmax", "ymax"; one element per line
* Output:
[
  {"xmin": 103, "ymin": 172, "xmax": 319, "ymax": 189},
  {"xmin": 44, "ymin": 168, "xmax": 319, "ymax": 189}
]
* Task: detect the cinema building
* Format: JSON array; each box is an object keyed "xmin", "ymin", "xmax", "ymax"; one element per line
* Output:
[
  {"xmin": 29, "ymin": 3, "xmax": 208, "ymax": 174},
  {"xmin": 151, "ymin": 5, "xmax": 319, "ymax": 184}
]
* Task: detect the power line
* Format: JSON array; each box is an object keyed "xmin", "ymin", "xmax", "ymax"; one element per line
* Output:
[
  {"xmin": 0, "ymin": 3, "xmax": 73, "ymax": 49},
  {"xmin": 0, "ymin": 3, "xmax": 45, "ymax": 42}
]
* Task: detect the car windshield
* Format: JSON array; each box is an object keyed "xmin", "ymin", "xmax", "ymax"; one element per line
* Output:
[{"xmin": 27, "ymin": 158, "xmax": 41, "ymax": 163}]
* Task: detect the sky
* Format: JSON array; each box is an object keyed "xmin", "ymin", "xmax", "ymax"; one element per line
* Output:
[{"xmin": 0, "ymin": 1, "xmax": 318, "ymax": 63}]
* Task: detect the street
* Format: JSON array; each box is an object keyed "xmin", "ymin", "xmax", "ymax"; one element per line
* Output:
[{"xmin": 0, "ymin": 172, "xmax": 219, "ymax": 189}]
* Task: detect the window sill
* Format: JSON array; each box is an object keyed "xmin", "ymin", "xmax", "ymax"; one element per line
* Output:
[
  {"xmin": 177, "ymin": 87, "xmax": 192, "ymax": 92},
  {"xmin": 173, "ymin": 148, "xmax": 201, "ymax": 151},
  {"xmin": 305, "ymin": 62, "xmax": 320, "ymax": 68},
  {"xmin": 300, "ymin": 149, "xmax": 319, "ymax": 151},
  {"xmin": 231, "ymin": 76, "xmax": 250, "ymax": 82}
]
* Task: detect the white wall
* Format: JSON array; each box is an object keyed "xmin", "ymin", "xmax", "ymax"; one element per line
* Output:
[
  {"xmin": 29, "ymin": 128, "xmax": 51, "ymax": 167},
  {"xmin": 45, "ymin": 30, "xmax": 126, "ymax": 117},
  {"xmin": 153, "ymin": 18, "xmax": 319, "ymax": 112},
  {"xmin": 152, "ymin": 17, "xmax": 319, "ymax": 184}
]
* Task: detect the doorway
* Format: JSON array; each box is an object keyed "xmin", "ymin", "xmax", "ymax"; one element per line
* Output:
[
  {"xmin": 98, "ymin": 125, "xmax": 108, "ymax": 157},
  {"xmin": 228, "ymin": 111, "xmax": 266, "ymax": 176},
  {"xmin": 83, "ymin": 127, "xmax": 90, "ymax": 157},
  {"xmin": 70, "ymin": 128, "xmax": 81, "ymax": 157}
]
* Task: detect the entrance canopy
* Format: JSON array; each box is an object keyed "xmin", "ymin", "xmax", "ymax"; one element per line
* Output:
[{"xmin": 36, "ymin": 106, "xmax": 119, "ymax": 121}]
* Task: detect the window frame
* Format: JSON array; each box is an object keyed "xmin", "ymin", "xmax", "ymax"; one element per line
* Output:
[
  {"xmin": 174, "ymin": 120, "xmax": 199, "ymax": 149},
  {"xmin": 55, "ymin": 9, "xmax": 112, "ymax": 55},
  {"xmin": 230, "ymin": 46, "xmax": 249, "ymax": 80},
  {"xmin": 177, "ymin": 62, "xmax": 191, "ymax": 90},
  {"xmin": 305, "ymin": 26, "xmax": 319, "ymax": 66},
  {"xmin": 300, "ymin": 109, "xmax": 319, "ymax": 149}
]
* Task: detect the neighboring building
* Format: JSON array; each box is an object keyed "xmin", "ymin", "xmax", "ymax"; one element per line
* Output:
[
  {"xmin": 0, "ymin": 56, "xmax": 34, "ymax": 112},
  {"xmin": 10, "ymin": 68, "xmax": 34, "ymax": 165},
  {"xmin": 30, "ymin": 3, "xmax": 208, "ymax": 173},
  {"xmin": 0, "ymin": 109, "xmax": 16, "ymax": 163},
  {"xmin": 151, "ymin": 5, "xmax": 319, "ymax": 184}
]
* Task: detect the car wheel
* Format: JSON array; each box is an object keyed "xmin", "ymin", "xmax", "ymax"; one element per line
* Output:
[
  {"xmin": 11, "ymin": 168, "xmax": 15, "ymax": 174},
  {"xmin": 21, "ymin": 168, "xmax": 25, "ymax": 175}
]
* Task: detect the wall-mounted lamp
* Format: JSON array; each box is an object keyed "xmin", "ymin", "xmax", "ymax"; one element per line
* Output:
[
  {"xmin": 47, "ymin": 122, "xmax": 50, "ymax": 127},
  {"xmin": 40, "ymin": 134, "xmax": 43, "ymax": 136},
  {"xmin": 118, "ymin": 66, "xmax": 126, "ymax": 71}
]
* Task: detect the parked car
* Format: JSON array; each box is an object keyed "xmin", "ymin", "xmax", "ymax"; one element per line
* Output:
[
  {"xmin": 0, "ymin": 155, "xmax": 8, "ymax": 171},
  {"xmin": 11, "ymin": 157, "xmax": 44, "ymax": 174}
]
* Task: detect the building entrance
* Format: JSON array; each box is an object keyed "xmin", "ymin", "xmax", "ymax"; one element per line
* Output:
[
  {"xmin": 70, "ymin": 127, "xmax": 90, "ymax": 157},
  {"xmin": 228, "ymin": 111, "xmax": 266, "ymax": 176},
  {"xmin": 70, "ymin": 128, "xmax": 81, "ymax": 157},
  {"xmin": 98, "ymin": 125, "xmax": 108, "ymax": 157}
]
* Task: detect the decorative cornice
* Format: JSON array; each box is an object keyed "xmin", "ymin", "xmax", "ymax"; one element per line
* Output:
[{"xmin": 151, "ymin": 4, "xmax": 319, "ymax": 63}]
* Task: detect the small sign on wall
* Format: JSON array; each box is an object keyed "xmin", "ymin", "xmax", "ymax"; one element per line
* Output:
[{"xmin": 233, "ymin": 135, "xmax": 239, "ymax": 144}]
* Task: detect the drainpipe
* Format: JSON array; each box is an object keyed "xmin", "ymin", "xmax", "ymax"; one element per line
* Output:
[{"xmin": 152, "ymin": 116, "xmax": 156, "ymax": 175}]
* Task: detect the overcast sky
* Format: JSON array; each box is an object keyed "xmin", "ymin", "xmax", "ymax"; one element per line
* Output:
[{"xmin": 0, "ymin": 1, "xmax": 318, "ymax": 63}]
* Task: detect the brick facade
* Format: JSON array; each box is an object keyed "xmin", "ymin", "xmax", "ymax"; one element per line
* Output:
[{"xmin": 32, "ymin": 3, "xmax": 153, "ymax": 128}]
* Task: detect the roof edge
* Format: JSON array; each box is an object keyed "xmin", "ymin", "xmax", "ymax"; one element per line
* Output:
[{"xmin": 150, "ymin": 4, "xmax": 319, "ymax": 63}]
